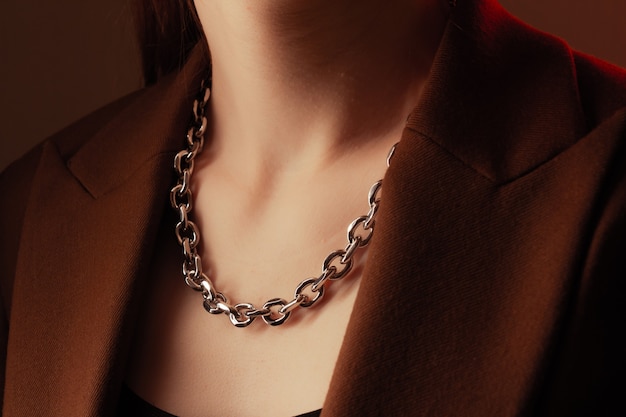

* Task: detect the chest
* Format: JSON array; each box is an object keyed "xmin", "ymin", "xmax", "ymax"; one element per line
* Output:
[{"xmin": 125, "ymin": 213, "xmax": 365, "ymax": 417}]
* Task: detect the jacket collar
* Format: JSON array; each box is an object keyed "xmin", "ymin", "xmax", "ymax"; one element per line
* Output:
[
  {"xmin": 405, "ymin": 0, "xmax": 586, "ymax": 183},
  {"xmin": 67, "ymin": 47, "xmax": 210, "ymax": 198}
]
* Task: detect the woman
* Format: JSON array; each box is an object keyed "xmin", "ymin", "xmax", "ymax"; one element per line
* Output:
[{"xmin": 1, "ymin": 0, "xmax": 625, "ymax": 415}]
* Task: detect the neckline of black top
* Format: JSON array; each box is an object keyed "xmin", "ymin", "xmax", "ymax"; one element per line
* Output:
[{"xmin": 116, "ymin": 384, "xmax": 322, "ymax": 417}]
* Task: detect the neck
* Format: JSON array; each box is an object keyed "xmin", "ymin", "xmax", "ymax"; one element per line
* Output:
[{"xmin": 195, "ymin": 0, "xmax": 449, "ymax": 171}]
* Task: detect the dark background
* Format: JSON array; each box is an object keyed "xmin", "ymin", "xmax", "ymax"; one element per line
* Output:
[{"xmin": 1, "ymin": 0, "xmax": 625, "ymax": 170}]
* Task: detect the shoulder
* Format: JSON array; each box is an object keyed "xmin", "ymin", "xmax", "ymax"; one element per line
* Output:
[{"xmin": 573, "ymin": 52, "xmax": 626, "ymax": 128}]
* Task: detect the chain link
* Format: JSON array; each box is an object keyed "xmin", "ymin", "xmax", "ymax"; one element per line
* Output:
[{"xmin": 170, "ymin": 80, "xmax": 398, "ymax": 327}]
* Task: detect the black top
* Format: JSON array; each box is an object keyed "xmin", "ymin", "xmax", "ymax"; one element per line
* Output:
[{"xmin": 117, "ymin": 384, "xmax": 322, "ymax": 417}]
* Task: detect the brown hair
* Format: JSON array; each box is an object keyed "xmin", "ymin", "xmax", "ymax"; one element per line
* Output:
[{"xmin": 133, "ymin": 0, "xmax": 205, "ymax": 85}]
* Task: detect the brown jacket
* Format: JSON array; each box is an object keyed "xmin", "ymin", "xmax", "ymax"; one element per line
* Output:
[{"xmin": 1, "ymin": 0, "xmax": 625, "ymax": 415}]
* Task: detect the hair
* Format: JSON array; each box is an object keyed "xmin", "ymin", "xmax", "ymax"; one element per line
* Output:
[{"xmin": 133, "ymin": 0, "xmax": 205, "ymax": 85}]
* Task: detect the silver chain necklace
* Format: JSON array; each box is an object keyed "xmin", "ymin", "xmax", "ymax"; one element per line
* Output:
[{"xmin": 169, "ymin": 80, "xmax": 397, "ymax": 327}]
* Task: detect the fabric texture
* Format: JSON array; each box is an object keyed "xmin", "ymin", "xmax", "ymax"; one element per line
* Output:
[{"xmin": 1, "ymin": 0, "xmax": 625, "ymax": 415}]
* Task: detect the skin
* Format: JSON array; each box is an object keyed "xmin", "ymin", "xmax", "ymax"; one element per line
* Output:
[{"xmin": 126, "ymin": 1, "xmax": 450, "ymax": 415}]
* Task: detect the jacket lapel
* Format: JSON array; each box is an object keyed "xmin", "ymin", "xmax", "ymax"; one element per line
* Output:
[
  {"xmin": 324, "ymin": 0, "xmax": 589, "ymax": 415},
  {"xmin": 4, "ymin": 50, "xmax": 209, "ymax": 415}
]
